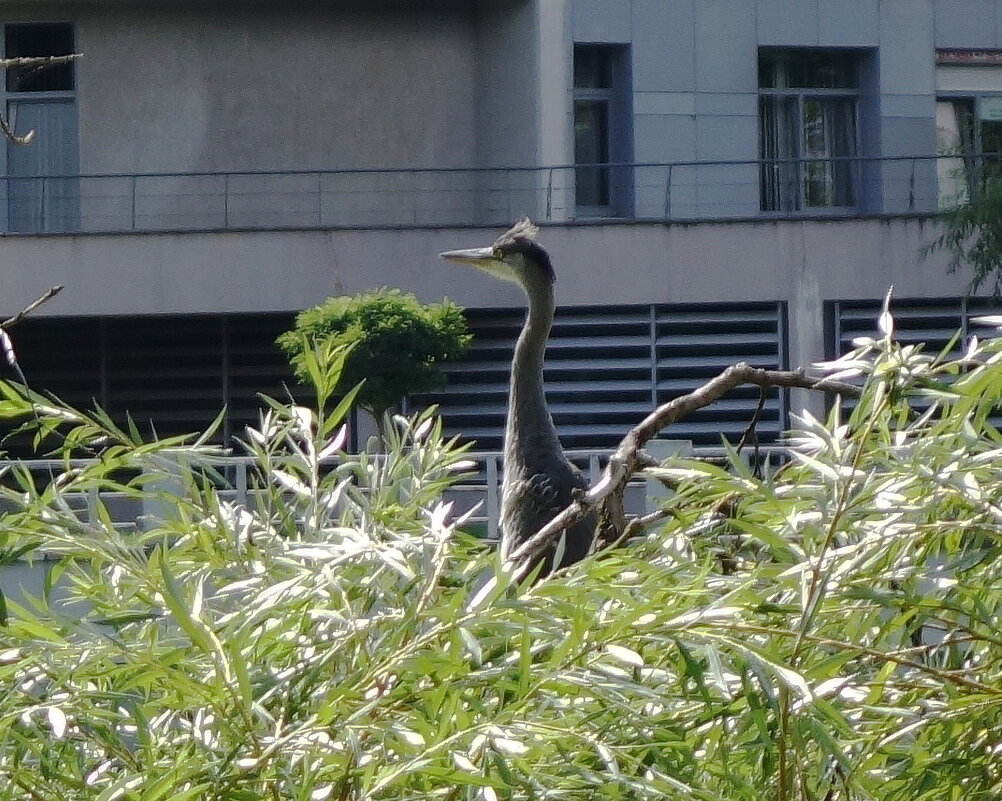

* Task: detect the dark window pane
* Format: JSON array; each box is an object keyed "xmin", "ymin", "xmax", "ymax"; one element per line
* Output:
[
  {"xmin": 574, "ymin": 46, "xmax": 613, "ymax": 89},
  {"xmin": 574, "ymin": 99, "xmax": 609, "ymax": 207},
  {"xmin": 759, "ymin": 95, "xmax": 799, "ymax": 211},
  {"xmin": 759, "ymin": 49, "xmax": 859, "ymax": 210},
  {"xmin": 801, "ymin": 97, "xmax": 857, "ymax": 207},
  {"xmin": 6, "ymin": 23, "xmax": 74, "ymax": 92},
  {"xmin": 759, "ymin": 49, "xmax": 856, "ymax": 89}
]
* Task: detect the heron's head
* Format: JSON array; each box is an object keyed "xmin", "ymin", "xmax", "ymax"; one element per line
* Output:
[{"xmin": 439, "ymin": 218, "xmax": 555, "ymax": 289}]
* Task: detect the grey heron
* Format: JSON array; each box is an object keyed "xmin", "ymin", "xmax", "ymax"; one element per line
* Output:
[{"xmin": 440, "ymin": 219, "xmax": 596, "ymax": 578}]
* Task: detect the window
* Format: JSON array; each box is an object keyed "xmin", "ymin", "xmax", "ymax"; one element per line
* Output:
[
  {"xmin": 3, "ymin": 22, "xmax": 79, "ymax": 233},
  {"xmin": 759, "ymin": 50, "xmax": 859, "ymax": 212},
  {"xmin": 573, "ymin": 45, "xmax": 631, "ymax": 216},
  {"xmin": 935, "ymin": 96, "xmax": 1002, "ymax": 208}
]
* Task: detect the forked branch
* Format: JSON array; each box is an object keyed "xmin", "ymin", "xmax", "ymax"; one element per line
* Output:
[{"xmin": 507, "ymin": 363, "xmax": 860, "ymax": 579}]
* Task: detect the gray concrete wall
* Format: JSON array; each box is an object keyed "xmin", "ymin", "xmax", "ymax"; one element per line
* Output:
[
  {"xmin": 73, "ymin": 3, "xmax": 480, "ymax": 174},
  {"xmin": 0, "ymin": 1, "xmax": 495, "ymax": 227},
  {"xmin": 0, "ymin": 218, "xmax": 971, "ymax": 395}
]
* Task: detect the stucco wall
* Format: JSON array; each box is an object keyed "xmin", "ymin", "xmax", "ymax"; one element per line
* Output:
[{"xmin": 71, "ymin": 3, "xmax": 480, "ymax": 174}]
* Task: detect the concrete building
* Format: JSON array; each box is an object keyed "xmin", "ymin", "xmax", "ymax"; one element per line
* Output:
[{"xmin": 0, "ymin": 0, "xmax": 999, "ymax": 453}]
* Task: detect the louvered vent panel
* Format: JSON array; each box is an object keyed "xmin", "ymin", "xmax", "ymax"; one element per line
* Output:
[
  {"xmin": 833, "ymin": 299, "xmax": 971, "ymax": 357},
  {"xmin": 420, "ymin": 303, "xmax": 787, "ymax": 451},
  {"xmin": 104, "ymin": 316, "xmax": 226, "ymax": 440},
  {"xmin": 5, "ymin": 317, "xmax": 104, "ymax": 411},
  {"xmin": 226, "ymin": 313, "xmax": 301, "ymax": 440},
  {"xmin": 830, "ymin": 297, "xmax": 1002, "ymax": 428},
  {"xmin": 0, "ymin": 313, "xmax": 303, "ymax": 455},
  {"xmin": 419, "ymin": 310, "xmax": 521, "ymax": 451},
  {"xmin": 655, "ymin": 304, "xmax": 786, "ymax": 446},
  {"xmin": 832, "ymin": 297, "xmax": 1002, "ymax": 358}
]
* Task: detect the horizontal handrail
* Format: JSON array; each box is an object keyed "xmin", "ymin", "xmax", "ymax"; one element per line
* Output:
[
  {"xmin": 0, "ymin": 446, "xmax": 792, "ymax": 541},
  {"xmin": 0, "ymin": 152, "xmax": 988, "ymax": 182},
  {"xmin": 0, "ymin": 152, "xmax": 979, "ymax": 234}
]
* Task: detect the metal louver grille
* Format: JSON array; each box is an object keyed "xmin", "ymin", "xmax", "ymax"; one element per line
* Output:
[
  {"xmin": 830, "ymin": 297, "xmax": 1002, "ymax": 359},
  {"xmin": 0, "ymin": 313, "xmax": 299, "ymax": 454},
  {"xmin": 656, "ymin": 305, "xmax": 787, "ymax": 444},
  {"xmin": 418, "ymin": 302, "xmax": 788, "ymax": 451}
]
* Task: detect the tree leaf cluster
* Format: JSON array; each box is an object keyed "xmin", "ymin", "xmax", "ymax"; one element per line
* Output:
[
  {"xmin": 0, "ymin": 315, "xmax": 1002, "ymax": 798},
  {"xmin": 276, "ymin": 288, "xmax": 470, "ymax": 420}
]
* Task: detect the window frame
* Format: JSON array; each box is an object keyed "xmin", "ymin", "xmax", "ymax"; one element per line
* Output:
[
  {"xmin": 934, "ymin": 91, "xmax": 1002, "ymax": 208},
  {"xmin": 0, "ymin": 20, "xmax": 79, "ymax": 233},
  {"xmin": 572, "ymin": 43, "xmax": 632, "ymax": 219},
  {"xmin": 758, "ymin": 50, "xmax": 862, "ymax": 214}
]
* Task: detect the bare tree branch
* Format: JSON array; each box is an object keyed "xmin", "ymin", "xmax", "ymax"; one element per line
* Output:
[
  {"xmin": 507, "ymin": 363, "xmax": 861, "ymax": 579},
  {"xmin": 0, "ymin": 54, "xmax": 80, "ymax": 70},
  {"xmin": 2, "ymin": 285, "xmax": 63, "ymax": 330}
]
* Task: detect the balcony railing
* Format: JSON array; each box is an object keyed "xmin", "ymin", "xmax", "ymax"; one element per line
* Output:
[
  {"xmin": 0, "ymin": 446, "xmax": 789, "ymax": 543},
  {"xmin": 0, "ymin": 153, "xmax": 969, "ymax": 235}
]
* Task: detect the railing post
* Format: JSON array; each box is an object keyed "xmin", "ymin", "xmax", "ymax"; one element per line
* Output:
[
  {"xmin": 545, "ymin": 167, "xmax": 553, "ymax": 221},
  {"xmin": 86, "ymin": 486, "xmax": 99, "ymax": 525},
  {"xmin": 236, "ymin": 460, "xmax": 248, "ymax": 508},
  {"xmin": 223, "ymin": 173, "xmax": 230, "ymax": 228},
  {"xmin": 41, "ymin": 176, "xmax": 47, "ymax": 231},
  {"xmin": 665, "ymin": 163, "xmax": 673, "ymax": 219},
  {"xmin": 909, "ymin": 158, "xmax": 916, "ymax": 212},
  {"xmin": 131, "ymin": 175, "xmax": 137, "ymax": 230},
  {"xmin": 505, "ymin": 169, "xmax": 512, "ymax": 223},
  {"xmin": 317, "ymin": 171, "xmax": 323, "ymax": 226},
  {"xmin": 486, "ymin": 455, "xmax": 500, "ymax": 542}
]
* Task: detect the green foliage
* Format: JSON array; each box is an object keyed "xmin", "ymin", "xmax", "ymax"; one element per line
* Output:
[
  {"xmin": 277, "ymin": 288, "xmax": 470, "ymax": 420},
  {"xmin": 925, "ymin": 170, "xmax": 1002, "ymax": 295},
  {"xmin": 2, "ymin": 311, "xmax": 1002, "ymax": 798}
]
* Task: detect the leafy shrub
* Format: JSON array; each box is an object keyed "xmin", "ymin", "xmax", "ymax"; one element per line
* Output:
[
  {"xmin": 276, "ymin": 289, "xmax": 470, "ymax": 424},
  {"xmin": 0, "ymin": 313, "xmax": 1002, "ymax": 798}
]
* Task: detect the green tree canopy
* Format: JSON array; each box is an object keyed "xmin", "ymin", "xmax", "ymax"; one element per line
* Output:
[{"xmin": 277, "ymin": 288, "xmax": 470, "ymax": 422}]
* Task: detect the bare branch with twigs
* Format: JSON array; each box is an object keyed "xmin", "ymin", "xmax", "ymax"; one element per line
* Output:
[
  {"xmin": 507, "ymin": 363, "xmax": 861, "ymax": 580},
  {"xmin": 2, "ymin": 285, "xmax": 63, "ymax": 331}
]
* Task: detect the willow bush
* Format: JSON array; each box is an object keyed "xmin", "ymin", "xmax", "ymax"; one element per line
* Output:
[{"xmin": 1, "ymin": 314, "xmax": 1002, "ymax": 800}]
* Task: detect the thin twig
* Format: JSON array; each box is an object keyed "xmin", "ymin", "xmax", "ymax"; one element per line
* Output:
[
  {"xmin": 736, "ymin": 386, "xmax": 767, "ymax": 454},
  {"xmin": 2, "ymin": 285, "xmax": 63, "ymax": 329},
  {"xmin": 0, "ymin": 113, "xmax": 34, "ymax": 145}
]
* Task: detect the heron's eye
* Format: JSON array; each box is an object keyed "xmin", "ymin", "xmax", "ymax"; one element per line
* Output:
[{"xmin": 492, "ymin": 248, "xmax": 504, "ymax": 260}]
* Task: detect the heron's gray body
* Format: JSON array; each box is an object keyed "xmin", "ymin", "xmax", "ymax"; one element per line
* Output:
[{"xmin": 440, "ymin": 220, "xmax": 596, "ymax": 577}]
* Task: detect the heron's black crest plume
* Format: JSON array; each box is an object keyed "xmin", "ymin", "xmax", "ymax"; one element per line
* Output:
[{"xmin": 494, "ymin": 218, "xmax": 556, "ymax": 282}]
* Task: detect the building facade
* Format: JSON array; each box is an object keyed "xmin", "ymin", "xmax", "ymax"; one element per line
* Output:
[{"xmin": 0, "ymin": 0, "xmax": 999, "ymax": 451}]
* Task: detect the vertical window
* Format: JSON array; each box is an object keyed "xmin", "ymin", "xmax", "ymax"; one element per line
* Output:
[
  {"xmin": 936, "ymin": 98, "xmax": 976, "ymax": 207},
  {"xmin": 934, "ymin": 96, "xmax": 1002, "ymax": 209},
  {"xmin": 759, "ymin": 50, "xmax": 859, "ymax": 212},
  {"xmin": 3, "ymin": 22, "xmax": 79, "ymax": 233},
  {"xmin": 573, "ymin": 45, "xmax": 631, "ymax": 217}
]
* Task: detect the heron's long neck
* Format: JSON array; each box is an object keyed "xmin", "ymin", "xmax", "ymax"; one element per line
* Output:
[{"xmin": 505, "ymin": 276, "xmax": 562, "ymax": 474}]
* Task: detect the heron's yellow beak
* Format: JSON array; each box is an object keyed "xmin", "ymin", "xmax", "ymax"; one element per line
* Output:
[
  {"xmin": 439, "ymin": 246, "xmax": 518, "ymax": 283},
  {"xmin": 438, "ymin": 247, "xmax": 495, "ymax": 267}
]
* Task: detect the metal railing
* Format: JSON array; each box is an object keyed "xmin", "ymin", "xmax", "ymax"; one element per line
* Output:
[
  {"xmin": 0, "ymin": 446, "xmax": 792, "ymax": 546},
  {"xmin": 0, "ymin": 153, "xmax": 970, "ymax": 235}
]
